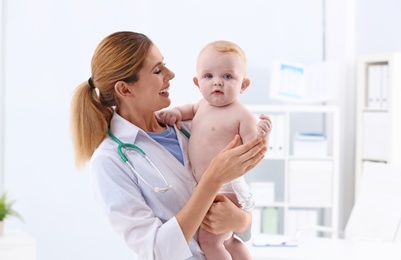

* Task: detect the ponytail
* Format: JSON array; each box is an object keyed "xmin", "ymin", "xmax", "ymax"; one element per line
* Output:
[
  {"xmin": 70, "ymin": 31, "xmax": 152, "ymax": 168},
  {"xmin": 70, "ymin": 81, "xmax": 113, "ymax": 168}
]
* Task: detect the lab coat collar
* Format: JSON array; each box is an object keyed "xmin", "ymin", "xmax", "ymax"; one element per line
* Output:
[{"xmin": 109, "ymin": 112, "xmax": 146, "ymax": 144}]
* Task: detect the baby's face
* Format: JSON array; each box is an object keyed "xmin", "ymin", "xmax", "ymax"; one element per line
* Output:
[{"xmin": 195, "ymin": 48, "xmax": 247, "ymax": 107}]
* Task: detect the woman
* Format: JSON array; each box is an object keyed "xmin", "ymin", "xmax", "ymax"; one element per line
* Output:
[{"xmin": 70, "ymin": 31, "xmax": 266, "ymax": 259}]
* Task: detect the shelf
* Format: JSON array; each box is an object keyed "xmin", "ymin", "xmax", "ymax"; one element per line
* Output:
[
  {"xmin": 255, "ymin": 202, "xmax": 334, "ymax": 209},
  {"xmin": 246, "ymin": 105, "xmax": 339, "ymax": 239},
  {"xmin": 247, "ymin": 104, "xmax": 339, "ymax": 113},
  {"xmin": 255, "ymin": 202, "xmax": 286, "ymax": 208},
  {"xmin": 355, "ymin": 52, "xmax": 401, "ymax": 196},
  {"xmin": 360, "ymin": 108, "xmax": 388, "ymax": 113}
]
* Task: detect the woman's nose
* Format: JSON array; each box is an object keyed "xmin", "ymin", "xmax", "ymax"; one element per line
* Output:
[{"xmin": 166, "ymin": 67, "xmax": 175, "ymax": 80}]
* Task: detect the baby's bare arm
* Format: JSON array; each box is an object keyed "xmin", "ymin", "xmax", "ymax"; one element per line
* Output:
[
  {"xmin": 257, "ymin": 114, "xmax": 272, "ymax": 138},
  {"xmin": 157, "ymin": 103, "xmax": 197, "ymax": 128},
  {"xmin": 239, "ymin": 111, "xmax": 272, "ymax": 144}
]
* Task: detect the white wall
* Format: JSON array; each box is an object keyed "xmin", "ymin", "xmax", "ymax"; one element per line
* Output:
[
  {"xmin": 356, "ymin": 0, "xmax": 401, "ymax": 55},
  {"xmin": 325, "ymin": 0, "xmax": 401, "ymax": 230},
  {"xmin": 141, "ymin": 0, "xmax": 324, "ymax": 106},
  {"xmin": 3, "ymin": 1, "xmax": 144, "ymax": 259},
  {"xmin": 324, "ymin": 0, "xmax": 357, "ymax": 232},
  {"xmin": 0, "ymin": 0, "xmax": 4, "ymax": 196},
  {"xmin": 2, "ymin": 1, "xmax": 323, "ymax": 259}
]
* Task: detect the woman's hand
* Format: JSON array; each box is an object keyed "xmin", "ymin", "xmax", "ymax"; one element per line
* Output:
[
  {"xmin": 203, "ymin": 135, "xmax": 267, "ymax": 186},
  {"xmin": 201, "ymin": 194, "xmax": 251, "ymax": 235}
]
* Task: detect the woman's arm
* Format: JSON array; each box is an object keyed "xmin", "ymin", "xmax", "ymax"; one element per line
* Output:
[{"xmin": 176, "ymin": 135, "xmax": 266, "ymax": 242}]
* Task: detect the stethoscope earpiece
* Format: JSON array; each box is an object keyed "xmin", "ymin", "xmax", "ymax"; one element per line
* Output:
[{"xmin": 154, "ymin": 185, "xmax": 173, "ymax": 193}]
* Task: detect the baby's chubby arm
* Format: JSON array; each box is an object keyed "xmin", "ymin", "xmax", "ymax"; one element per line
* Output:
[
  {"xmin": 240, "ymin": 113, "xmax": 272, "ymax": 144},
  {"xmin": 257, "ymin": 114, "xmax": 272, "ymax": 138},
  {"xmin": 157, "ymin": 103, "xmax": 198, "ymax": 129}
]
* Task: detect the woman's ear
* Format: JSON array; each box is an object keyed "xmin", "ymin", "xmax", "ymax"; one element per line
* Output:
[
  {"xmin": 240, "ymin": 78, "xmax": 251, "ymax": 93},
  {"xmin": 114, "ymin": 81, "xmax": 132, "ymax": 97}
]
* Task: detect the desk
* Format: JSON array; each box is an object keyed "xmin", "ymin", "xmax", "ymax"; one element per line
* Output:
[
  {"xmin": 0, "ymin": 230, "xmax": 36, "ymax": 260},
  {"xmin": 248, "ymin": 235, "xmax": 401, "ymax": 260}
]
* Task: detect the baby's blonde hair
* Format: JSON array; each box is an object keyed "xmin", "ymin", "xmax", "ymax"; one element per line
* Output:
[{"xmin": 200, "ymin": 40, "xmax": 247, "ymax": 65}]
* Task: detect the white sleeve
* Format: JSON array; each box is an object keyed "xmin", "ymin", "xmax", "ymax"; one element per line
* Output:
[{"xmin": 90, "ymin": 153, "xmax": 193, "ymax": 260}]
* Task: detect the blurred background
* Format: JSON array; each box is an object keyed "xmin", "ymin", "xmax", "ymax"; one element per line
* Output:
[{"xmin": 1, "ymin": 0, "xmax": 400, "ymax": 259}]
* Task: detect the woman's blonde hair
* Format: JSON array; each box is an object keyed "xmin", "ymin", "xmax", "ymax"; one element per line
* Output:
[{"xmin": 70, "ymin": 31, "xmax": 153, "ymax": 168}]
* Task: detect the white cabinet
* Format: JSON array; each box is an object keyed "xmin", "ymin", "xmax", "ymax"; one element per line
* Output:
[
  {"xmin": 0, "ymin": 231, "xmax": 36, "ymax": 260},
  {"xmin": 246, "ymin": 105, "xmax": 339, "ymax": 238},
  {"xmin": 355, "ymin": 53, "xmax": 401, "ymax": 196}
]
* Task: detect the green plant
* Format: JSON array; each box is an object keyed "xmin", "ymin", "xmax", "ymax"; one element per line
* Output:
[{"xmin": 0, "ymin": 192, "xmax": 23, "ymax": 222}]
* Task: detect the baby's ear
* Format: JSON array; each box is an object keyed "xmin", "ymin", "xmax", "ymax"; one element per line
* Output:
[
  {"xmin": 193, "ymin": 77, "xmax": 200, "ymax": 89},
  {"xmin": 240, "ymin": 78, "xmax": 251, "ymax": 93}
]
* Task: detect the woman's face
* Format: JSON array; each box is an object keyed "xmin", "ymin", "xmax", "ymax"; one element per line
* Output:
[{"xmin": 129, "ymin": 44, "xmax": 175, "ymax": 113}]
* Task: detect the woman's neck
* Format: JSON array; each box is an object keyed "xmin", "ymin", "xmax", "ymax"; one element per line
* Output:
[{"xmin": 117, "ymin": 109, "xmax": 166, "ymax": 133}]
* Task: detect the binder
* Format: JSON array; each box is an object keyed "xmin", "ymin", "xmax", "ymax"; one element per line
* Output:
[
  {"xmin": 367, "ymin": 64, "xmax": 389, "ymax": 109},
  {"xmin": 265, "ymin": 114, "xmax": 285, "ymax": 157},
  {"xmin": 267, "ymin": 114, "xmax": 277, "ymax": 157},
  {"xmin": 367, "ymin": 64, "xmax": 381, "ymax": 109},
  {"xmin": 252, "ymin": 207, "xmax": 263, "ymax": 236},
  {"xmin": 262, "ymin": 207, "xmax": 279, "ymax": 234},
  {"xmin": 275, "ymin": 115, "xmax": 285, "ymax": 157},
  {"xmin": 380, "ymin": 64, "xmax": 389, "ymax": 109}
]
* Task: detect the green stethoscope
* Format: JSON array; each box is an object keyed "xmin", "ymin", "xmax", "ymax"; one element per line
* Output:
[{"xmin": 108, "ymin": 128, "xmax": 190, "ymax": 193}]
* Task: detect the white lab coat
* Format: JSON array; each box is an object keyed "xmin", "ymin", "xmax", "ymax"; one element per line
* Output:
[{"xmin": 91, "ymin": 112, "xmax": 204, "ymax": 259}]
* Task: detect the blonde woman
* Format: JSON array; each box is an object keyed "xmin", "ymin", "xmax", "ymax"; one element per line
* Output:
[{"xmin": 70, "ymin": 31, "xmax": 267, "ymax": 259}]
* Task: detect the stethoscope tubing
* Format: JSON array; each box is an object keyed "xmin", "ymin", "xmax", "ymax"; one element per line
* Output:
[{"xmin": 108, "ymin": 127, "xmax": 189, "ymax": 193}]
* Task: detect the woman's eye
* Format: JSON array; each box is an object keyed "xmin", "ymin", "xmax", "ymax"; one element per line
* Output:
[
  {"xmin": 155, "ymin": 63, "xmax": 166, "ymax": 75},
  {"xmin": 223, "ymin": 74, "xmax": 233, "ymax": 79}
]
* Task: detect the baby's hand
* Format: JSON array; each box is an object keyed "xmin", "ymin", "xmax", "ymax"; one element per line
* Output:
[
  {"xmin": 157, "ymin": 108, "xmax": 183, "ymax": 129},
  {"xmin": 257, "ymin": 114, "xmax": 272, "ymax": 138}
]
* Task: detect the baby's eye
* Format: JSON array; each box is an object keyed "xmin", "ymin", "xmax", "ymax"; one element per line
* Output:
[
  {"xmin": 204, "ymin": 73, "xmax": 213, "ymax": 79},
  {"xmin": 223, "ymin": 74, "xmax": 233, "ymax": 79}
]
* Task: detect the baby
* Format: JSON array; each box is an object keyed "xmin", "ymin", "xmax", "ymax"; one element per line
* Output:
[{"xmin": 158, "ymin": 40, "xmax": 271, "ymax": 260}]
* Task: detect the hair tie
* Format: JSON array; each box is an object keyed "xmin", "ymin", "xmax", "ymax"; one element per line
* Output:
[{"xmin": 88, "ymin": 77, "xmax": 96, "ymax": 89}]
